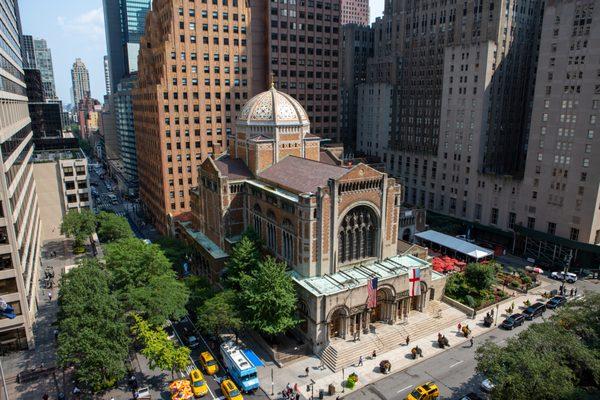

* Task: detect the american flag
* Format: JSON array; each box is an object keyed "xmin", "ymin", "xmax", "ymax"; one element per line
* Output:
[
  {"xmin": 409, "ymin": 268, "xmax": 421, "ymax": 297},
  {"xmin": 367, "ymin": 277, "xmax": 378, "ymax": 308}
]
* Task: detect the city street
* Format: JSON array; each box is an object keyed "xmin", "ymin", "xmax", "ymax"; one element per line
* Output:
[
  {"xmin": 343, "ymin": 278, "xmax": 597, "ymax": 400},
  {"xmin": 170, "ymin": 316, "xmax": 270, "ymax": 400}
]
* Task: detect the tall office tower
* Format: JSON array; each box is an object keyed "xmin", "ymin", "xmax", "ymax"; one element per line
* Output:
[
  {"xmin": 340, "ymin": 0, "xmax": 369, "ymax": 26},
  {"xmin": 266, "ymin": 0, "xmax": 342, "ymax": 140},
  {"xmin": 20, "ymin": 36, "xmax": 58, "ymax": 100},
  {"xmin": 134, "ymin": 0, "xmax": 254, "ymax": 232},
  {"xmin": 114, "ymin": 76, "xmax": 138, "ymax": 194},
  {"xmin": 103, "ymin": 55, "xmax": 112, "ymax": 95},
  {"xmin": 0, "ymin": 0, "xmax": 43, "ymax": 349},
  {"xmin": 356, "ymin": 2, "xmax": 591, "ymax": 256},
  {"xmin": 103, "ymin": 0, "xmax": 151, "ymax": 90},
  {"xmin": 32, "ymin": 38, "xmax": 57, "ymax": 100},
  {"xmin": 339, "ymin": 23, "xmax": 372, "ymax": 150},
  {"xmin": 21, "ymin": 34, "xmax": 35, "ymax": 68},
  {"xmin": 25, "ymin": 68, "xmax": 63, "ymax": 137},
  {"xmin": 71, "ymin": 58, "xmax": 90, "ymax": 109},
  {"xmin": 515, "ymin": 0, "xmax": 600, "ymax": 266}
]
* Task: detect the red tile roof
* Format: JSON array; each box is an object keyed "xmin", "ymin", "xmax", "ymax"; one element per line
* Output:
[
  {"xmin": 258, "ymin": 156, "xmax": 348, "ymax": 194},
  {"xmin": 214, "ymin": 156, "xmax": 254, "ymax": 180}
]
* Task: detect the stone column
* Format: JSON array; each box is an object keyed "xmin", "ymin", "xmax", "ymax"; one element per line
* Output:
[{"xmin": 363, "ymin": 310, "xmax": 370, "ymax": 333}]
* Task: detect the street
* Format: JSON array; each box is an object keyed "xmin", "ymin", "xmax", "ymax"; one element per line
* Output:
[
  {"xmin": 343, "ymin": 279, "xmax": 596, "ymax": 400},
  {"xmin": 170, "ymin": 316, "xmax": 270, "ymax": 400}
]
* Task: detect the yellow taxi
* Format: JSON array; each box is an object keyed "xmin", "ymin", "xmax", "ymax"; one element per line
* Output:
[
  {"xmin": 220, "ymin": 379, "xmax": 243, "ymax": 400},
  {"xmin": 199, "ymin": 351, "xmax": 219, "ymax": 375},
  {"xmin": 405, "ymin": 382, "xmax": 439, "ymax": 400},
  {"xmin": 189, "ymin": 369, "xmax": 209, "ymax": 397}
]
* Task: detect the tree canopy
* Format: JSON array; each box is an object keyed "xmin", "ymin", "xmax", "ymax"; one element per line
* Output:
[
  {"xmin": 476, "ymin": 294, "xmax": 600, "ymax": 400},
  {"xmin": 104, "ymin": 238, "xmax": 189, "ymax": 325},
  {"xmin": 60, "ymin": 209, "xmax": 96, "ymax": 250},
  {"xmin": 239, "ymin": 256, "xmax": 298, "ymax": 335},
  {"xmin": 96, "ymin": 211, "xmax": 134, "ymax": 243},
  {"xmin": 57, "ymin": 258, "xmax": 130, "ymax": 392},
  {"xmin": 464, "ymin": 262, "xmax": 497, "ymax": 292},
  {"xmin": 131, "ymin": 314, "xmax": 190, "ymax": 378},
  {"xmin": 184, "ymin": 275, "xmax": 215, "ymax": 315},
  {"xmin": 196, "ymin": 290, "xmax": 242, "ymax": 337},
  {"xmin": 224, "ymin": 235, "xmax": 260, "ymax": 290},
  {"xmin": 155, "ymin": 236, "xmax": 191, "ymax": 270}
]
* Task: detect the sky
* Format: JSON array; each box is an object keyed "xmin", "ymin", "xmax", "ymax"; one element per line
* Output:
[{"xmin": 18, "ymin": 0, "xmax": 385, "ymax": 106}]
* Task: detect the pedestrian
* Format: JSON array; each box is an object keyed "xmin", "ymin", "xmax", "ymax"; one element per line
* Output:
[
  {"xmin": 372, "ymin": 349, "xmax": 377, "ymax": 359},
  {"xmin": 42, "ymin": 393, "xmax": 49, "ymax": 400},
  {"xmin": 469, "ymin": 337, "xmax": 474, "ymax": 348},
  {"xmin": 286, "ymin": 383, "xmax": 292, "ymax": 392},
  {"xmin": 47, "ymin": 291, "xmax": 52, "ymax": 301},
  {"xmin": 457, "ymin": 322, "xmax": 462, "ymax": 332},
  {"xmin": 53, "ymin": 329, "xmax": 59, "ymax": 340},
  {"xmin": 570, "ymin": 288, "xmax": 574, "ymax": 297},
  {"xmin": 406, "ymin": 335, "xmax": 410, "ymax": 346},
  {"xmin": 490, "ymin": 308, "xmax": 494, "ymax": 317},
  {"xmin": 305, "ymin": 366, "xmax": 309, "ymax": 377},
  {"xmin": 294, "ymin": 383, "xmax": 299, "ymax": 393},
  {"xmin": 575, "ymin": 287, "xmax": 578, "ymax": 296},
  {"xmin": 295, "ymin": 393, "xmax": 300, "ymax": 400},
  {"xmin": 358, "ymin": 355, "xmax": 363, "ymax": 366}
]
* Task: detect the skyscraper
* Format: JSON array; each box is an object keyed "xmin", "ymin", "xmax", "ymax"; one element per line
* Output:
[
  {"xmin": 133, "ymin": 0, "xmax": 254, "ymax": 232},
  {"xmin": 0, "ymin": 0, "xmax": 43, "ymax": 349},
  {"xmin": 103, "ymin": 0, "xmax": 151, "ymax": 90},
  {"xmin": 340, "ymin": 0, "xmax": 369, "ymax": 26},
  {"xmin": 20, "ymin": 35, "xmax": 58, "ymax": 100},
  {"xmin": 103, "ymin": 55, "xmax": 112, "ymax": 95},
  {"xmin": 71, "ymin": 58, "xmax": 90, "ymax": 108}
]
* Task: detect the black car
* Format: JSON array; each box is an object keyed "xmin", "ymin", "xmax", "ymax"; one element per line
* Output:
[
  {"xmin": 457, "ymin": 393, "xmax": 483, "ymax": 400},
  {"xmin": 522, "ymin": 302, "xmax": 546, "ymax": 320},
  {"xmin": 546, "ymin": 295, "xmax": 567, "ymax": 309},
  {"xmin": 501, "ymin": 313, "xmax": 525, "ymax": 330}
]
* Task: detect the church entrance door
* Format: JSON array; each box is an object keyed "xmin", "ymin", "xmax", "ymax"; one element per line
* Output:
[{"xmin": 328, "ymin": 309, "xmax": 345, "ymax": 338}]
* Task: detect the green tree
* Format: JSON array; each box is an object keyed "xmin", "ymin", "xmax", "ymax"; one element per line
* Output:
[
  {"xmin": 131, "ymin": 314, "xmax": 190, "ymax": 378},
  {"xmin": 476, "ymin": 322, "xmax": 600, "ymax": 400},
  {"xmin": 184, "ymin": 275, "xmax": 215, "ymax": 315},
  {"xmin": 464, "ymin": 262, "xmax": 496, "ymax": 292},
  {"xmin": 57, "ymin": 258, "xmax": 130, "ymax": 392},
  {"xmin": 196, "ymin": 290, "xmax": 242, "ymax": 337},
  {"xmin": 239, "ymin": 256, "xmax": 298, "ymax": 335},
  {"xmin": 60, "ymin": 209, "xmax": 96, "ymax": 252},
  {"xmin": 104, "ymin": 238, "xmax": 189, "ymax": 325},
  {"xmin": 225, "ymin": 235, "xmax": 260, "ymax": 290},
  {"xmin": 96, "ymin": 211, "xmax": 134, "ymax": 243},
  {"xmin": 155, "ymin": 236, "xmax": 191, "ymax": 272}
]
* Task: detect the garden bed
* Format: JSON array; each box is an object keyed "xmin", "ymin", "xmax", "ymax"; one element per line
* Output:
[
  {"xmin": 444, "ymin": 262, "xmax": 510, "ymax": 310},
  {"xmin": 497, "ymin": 271, "xmax": 541, "ymax": 293}
]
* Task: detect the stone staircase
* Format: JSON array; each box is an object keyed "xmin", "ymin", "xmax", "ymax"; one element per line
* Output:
[{"xmin": 320, "ymin": 301, "xmax": 469, "ymax": 372}]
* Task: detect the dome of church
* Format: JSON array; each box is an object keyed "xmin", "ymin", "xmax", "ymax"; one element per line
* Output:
[{"xmin": 237, "ymin": 85, "xmax": 309, "ymax": 126}]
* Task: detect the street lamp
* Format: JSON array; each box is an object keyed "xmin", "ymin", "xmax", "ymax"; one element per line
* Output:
[
  {"xmin": 342, "ymin": 367, "xmax": 345, "ymax": 393},
  {"xmin": 494, "ymin": 304, "xmax": 499, "ymax": 326}
]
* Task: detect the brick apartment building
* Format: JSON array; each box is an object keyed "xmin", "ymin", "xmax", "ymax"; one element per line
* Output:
[
  {"xmin": 177, "ymin": 86, "xmax": 446, "ymax": 354},
  {"xmin": 340, "ymin": 0, "xmax": 369, "ymax": 26}
]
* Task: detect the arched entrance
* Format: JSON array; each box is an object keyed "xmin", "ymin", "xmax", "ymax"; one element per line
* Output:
[
  {"xmin": 370, "ymin": 287, "xmax": 394, "ymax": 323},
  {"xmin": 328, "ymin": 307, "xmax": 348, "ymax": 339}
]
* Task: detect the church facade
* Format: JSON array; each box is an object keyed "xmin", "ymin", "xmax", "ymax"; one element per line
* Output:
[{"xmin": 178, "ymin": 86, "xmax": 446, "ymax": 354}]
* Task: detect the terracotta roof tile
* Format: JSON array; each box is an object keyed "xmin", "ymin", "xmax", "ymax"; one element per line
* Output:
[
  {"xmin": 258, "ymin": 156, "xmax": 348, "ymax": 194},
  {"xmin": 214, "ymin": 156, "xmax": 254, "ymax": 180}
]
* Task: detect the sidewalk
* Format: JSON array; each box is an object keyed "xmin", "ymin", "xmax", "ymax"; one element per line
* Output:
[{"xmin": 258, "ymin": 279, "xmax": 555, "ymax": 399}]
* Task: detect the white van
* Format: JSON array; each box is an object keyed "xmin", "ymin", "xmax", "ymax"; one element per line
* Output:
[{"xmin": 107, "ymin": 193, "xmax": 118, "ymax": 204}]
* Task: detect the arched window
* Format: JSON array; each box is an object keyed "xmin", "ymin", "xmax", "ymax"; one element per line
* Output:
[
  {"xmin": 338, "ymin": 205, "xmax": 378, "ymax": 264},
  {"xmin": 282, "ymin": 219, "xmax": 294, "ymax": 263},
  {"xmin": 253, "ymin": 204, "xmax": 262, "ymax": 235}
]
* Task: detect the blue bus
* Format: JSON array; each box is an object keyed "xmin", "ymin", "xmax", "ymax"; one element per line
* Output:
[{"xmin": 220, "ymin": 341, "xmax": 261, "ymax": 393}]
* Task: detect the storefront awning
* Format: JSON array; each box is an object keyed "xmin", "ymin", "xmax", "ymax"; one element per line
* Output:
[{"xmin": 415, "ymin": 230, "xmax": 494, "ymax": 260}]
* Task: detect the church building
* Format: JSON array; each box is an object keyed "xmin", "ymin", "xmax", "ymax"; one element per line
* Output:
[{"xmin": 178, "ymin": 86, "xmax": 446, "ymax": 354}]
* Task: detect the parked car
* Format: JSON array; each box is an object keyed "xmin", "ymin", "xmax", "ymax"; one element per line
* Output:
[
  {"xmin": 480, "ymin": 379, "xmax": 495, "ymax": 393},
  {"xmin": 500, "ymin": 313, "xmax": 525, "ymax": 330},
  {"xmin": 546, "ymin": 295, "xmax": 567, "ymax": 309},
  {"xmin": 185, "ymin": 335, "xmax": 199, "ymax": 348},
  {"xmin": 457, "ymin": 393, "xmax": 483, "ymax": 400},
  {"xmin": 522, "ymin": 302, "xmax": 546, "ymax": 320},
  {"xmin": 550, "ymin": 271, "xmax": 578, "ymax": 283}
]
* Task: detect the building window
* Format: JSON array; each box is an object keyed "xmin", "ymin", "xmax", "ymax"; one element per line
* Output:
[
  {"xmin": 490, "ymin": 208, "xmax": 498, "ymax": 225},
  {"xmin": 508, "ymin": 212, "xmax": 516, "ymax": 230},
  {"xmin": 547, "ymin": 222, "xmax": 556, "ymax": 235},
  {"xmin": 282, "ymin": 219, "xmax": 294, "ymax": 263},
  {"xmin": 474, "ymin": 204, "xmax": 482, "ymax": 220},
  {"xmin": 527, "ymin": 217, "xmax": 536, "ymax": 230},
  {"xmin": 570, "ymin": 228, "xmax": 579, "ymax": 241},
  {"xmin": 338, "ymin": 206, "xmax": 378, "ymax": 264}
]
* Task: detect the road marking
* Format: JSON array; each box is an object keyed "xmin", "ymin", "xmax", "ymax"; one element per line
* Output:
[
  {"xmin": 449, "ymin": 360, "xmax": 464, "ymax": 368},
  {"xmin": 397, "ymin": 385, "xmax": 412, "ymax": 393}
]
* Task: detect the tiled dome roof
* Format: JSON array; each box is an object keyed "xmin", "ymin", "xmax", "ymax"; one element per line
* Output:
[{"xmin": 237, "ymin": 85, "xmax": 309, "ymax": 126}]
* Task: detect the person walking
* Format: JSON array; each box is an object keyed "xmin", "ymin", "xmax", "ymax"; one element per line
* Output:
[
  {"xmin": 406, "ymin": 335, "xmax": 410, "ymax": 346},
  {"xmin": 575, "ymin": 287, "xmax": 578, "ymax": 296},
  {"xmin": 457, "ymin": 322, "xmax": 462, "ymax": 332},
  {"xmin": 469, "ymin": 337, "xmax": 474, "ymax": 348},
  {"xmin": 47, "ymin": 291, "xmax": 52, "ymax": 302},
  {"xmin": 570, "ymin": 288, "xmax": 574, "ymax": 297},
  {"xmin": 357, "ymin": 355, "xmax": 364, "ymax": 366},
  {"xmin": 372, "ymin": 349, "xmax": 377, "ymax": 359},
  {"xmin": 305, "ymin": 366, "xmax": 310, "ymax": 377},
  {"xmin": 490, "ymin": 308, "xmax": 494, "ymax": 317}
]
